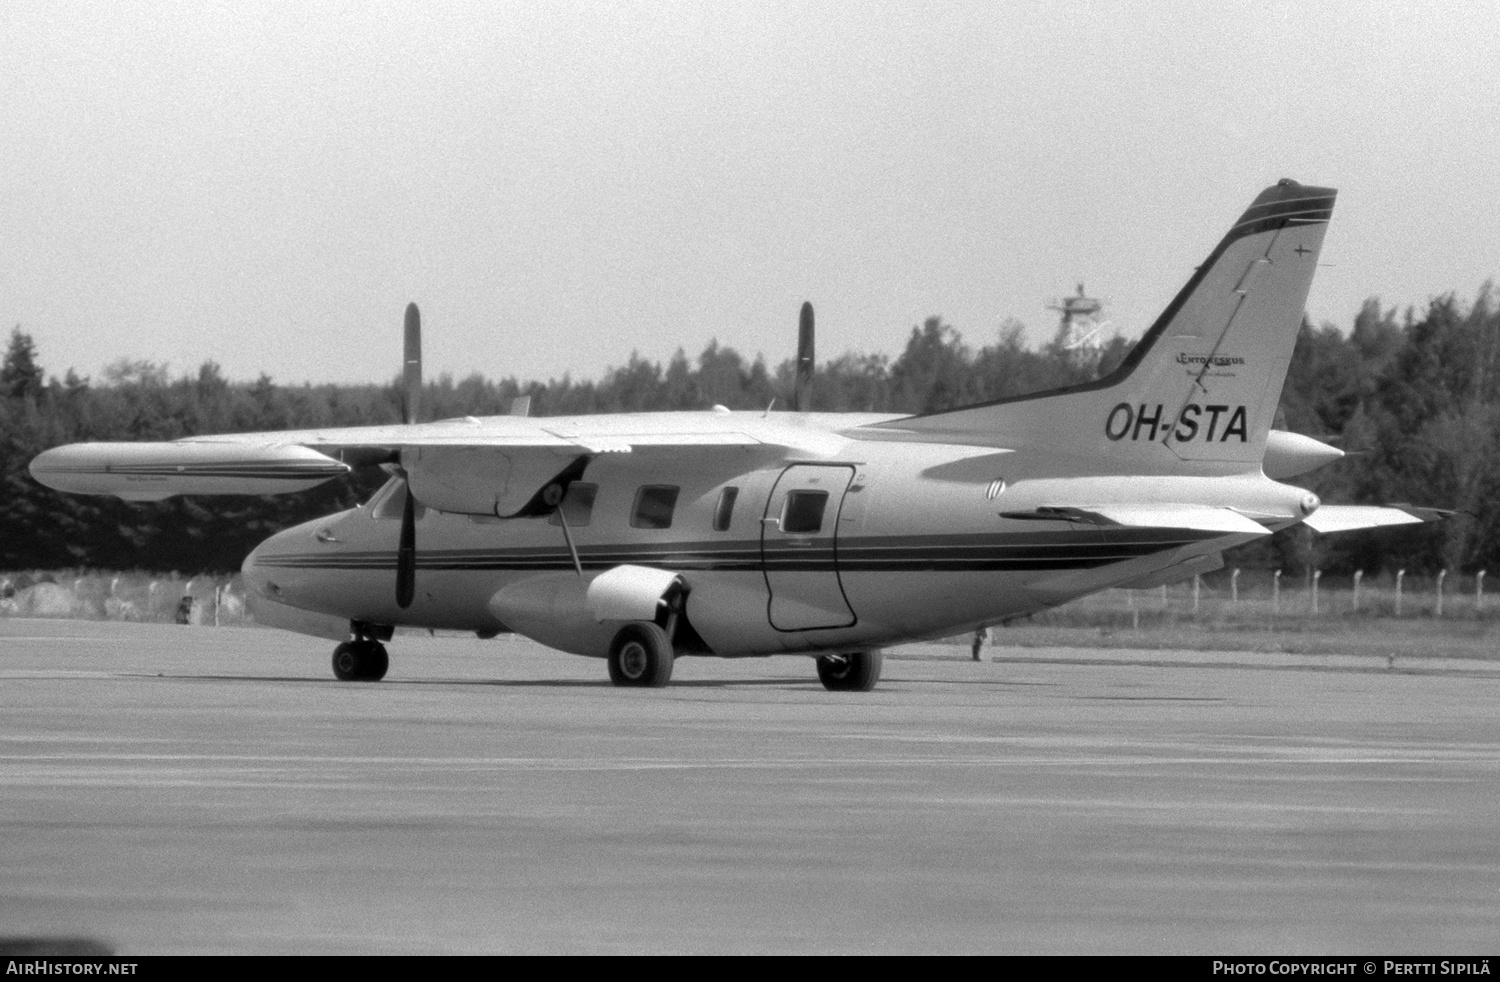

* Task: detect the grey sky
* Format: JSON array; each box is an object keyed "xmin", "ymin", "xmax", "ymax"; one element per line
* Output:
[{"xmin": 3, "ymin": 1, "xmax": 1497, "ymax": 388}]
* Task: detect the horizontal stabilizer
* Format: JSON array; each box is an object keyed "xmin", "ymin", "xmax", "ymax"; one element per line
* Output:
[
  {"xmin": 1302, "ymin": 504, "xmax": 1452, "ymax": 533},
  {"xmin": 1002, "ymin": 503, "xmax": 1269, "ymax": 536},
  {"xmin": 29, "ymin": 442, "xmax": 349, "ymax": 501}
]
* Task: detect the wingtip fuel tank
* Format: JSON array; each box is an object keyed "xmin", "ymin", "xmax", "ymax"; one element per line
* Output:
[{"xmin": 28, "ymin": 441, "xmax": 349, "ymax": 501}]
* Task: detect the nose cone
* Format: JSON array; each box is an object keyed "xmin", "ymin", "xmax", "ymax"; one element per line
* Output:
[
  {"xmin": 240, "ymin": 526, "xmax": 297, "ymax": 605},
  {"xmin": 241, "ymin": 509, "xmax": 378, "ymax": 617},
  {"xmin": 241, "ymin": 523, "xmax": 358, "ymax": 642},
  {"xmin": 242, "ymin": 515, "xmax": 338, "ymax": 605}
]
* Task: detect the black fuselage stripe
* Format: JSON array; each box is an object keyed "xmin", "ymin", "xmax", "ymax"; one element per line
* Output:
[
  {"xmin": 255, "ymin": 557, "xmax": 1136, "ymax": 573},
  {"xmin": 256, "ymin": 536, "xmax": 1199, "ymax": 573}
]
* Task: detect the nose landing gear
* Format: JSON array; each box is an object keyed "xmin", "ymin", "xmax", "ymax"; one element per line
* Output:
[{"xmin": 332, "ymin": 639, "xmax": 389, "ymax": 681}]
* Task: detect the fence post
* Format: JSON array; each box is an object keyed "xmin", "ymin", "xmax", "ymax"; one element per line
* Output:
[
  {"xmin": 1192, "ymin": 575, "xmax": 1200, "ymax": 614},
  {"xmin": 1128, "ymin": 589, "xmax": 1139, "ymax": 630},
  {"xmin": 214, "ymin": 585, "xmax": 222, "ymax": 628},
  {"xmin": 1353, "ymin": 570, "xmax": 1363, "ymax": 612},
  {"xmin": 1396, "ymin": 569, "xmax": 1406, "ymax": 617},
  {"xmin": 1437, "ymin": 569, "xmax": 1448, "ymax": 618},
  {"xmin": 1273, "ymin": 570, "xmax": 1282, "ymax": 617},
  {"xmin": 1312, "ymin": 569, "xmax": 1321, "ymax": 614},
  {"xmin": 1479, "ymin": 570, "xmax": 1487, "ymax": 613},
  {"xmin": 1231, "ymin": 568, "xmax": 1240, "ymax": 604},
  {"xmin": 1160, "ymin": 584, "xmax": 1168, "ymax": 609}
]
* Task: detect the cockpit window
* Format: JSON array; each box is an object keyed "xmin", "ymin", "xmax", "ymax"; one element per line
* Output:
[
  {"xmin": 370, "ymin": 478, "xmax": 426, "ymax": 521},
  {"xmin": 780, "ymin": 490, "xmax": 828, "ymax": 534},
  {"xmin": 547, "ymin": 483, "xmax": 598, "ymax": 527},
  {"xmin": 631, "ymin": 485, "xmax": 680, "ymax": 529}
]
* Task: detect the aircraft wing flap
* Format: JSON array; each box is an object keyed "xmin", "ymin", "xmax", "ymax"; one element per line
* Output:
[{"xmin": 1302, "ymin": 504, "xmax": 1452, "ymax": 533}]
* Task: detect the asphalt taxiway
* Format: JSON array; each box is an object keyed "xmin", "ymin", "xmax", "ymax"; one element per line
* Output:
[{"xmin": 3, "ymin": 619, "xmax": 1499, "ymax": 954}]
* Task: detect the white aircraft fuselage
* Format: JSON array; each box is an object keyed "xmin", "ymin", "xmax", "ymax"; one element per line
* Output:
[{"xmin": 241, "ymin": 408, "xmax": 1311, "ymax": 659}]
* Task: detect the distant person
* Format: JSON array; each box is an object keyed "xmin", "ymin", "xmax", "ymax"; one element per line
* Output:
[
  {"xmin": 175, "ymin": 596, "xmax": 193, "ymax": 625},
  {"xmin": 972, "ymin": 626, "xmax": 988, "ymax": 661}
]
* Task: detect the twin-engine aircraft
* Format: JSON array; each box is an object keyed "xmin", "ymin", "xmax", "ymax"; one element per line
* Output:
[{"xmin": 30, "ymin": 179, "xmax": 1443, "ymax": 691}]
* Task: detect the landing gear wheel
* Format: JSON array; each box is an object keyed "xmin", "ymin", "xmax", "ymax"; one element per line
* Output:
[
  {"xmin": 607, "ymin": 623, "xmax": 674, "ymax": 688},
  {"xmin": 332, "ymin": 640, "xmax": 389, "ymax": 681},
  {"xmin": 816, "ymin": 651, "xmax": 882, "ymax": 692},
  {"xmin": 358, "ymin": 641, "xmax": 389, "ymax": 681}
]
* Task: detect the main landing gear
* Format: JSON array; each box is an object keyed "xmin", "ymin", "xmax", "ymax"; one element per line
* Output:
[
  {"xmin": 816, "ymin": 651, "xmax": 882, "ymax": 692},
  {"xmin": 607, "ymin": 622, "xmax": 674, "ymax": 688},
  {"xmin": 332, "ymin": 639, "xmax": 389, "ymax": 681}
]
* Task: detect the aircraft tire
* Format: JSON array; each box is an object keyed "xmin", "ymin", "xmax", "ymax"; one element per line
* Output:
[
  {"xmin": 816, "ymin": 650, "xmax": 882, "ymax": 692},
  {"xmin": 332, "ymin": 642, "xmax": 360, "ymax": 681},
  {"xmin": 607, "ymin": 623, "xmax": 674, "ymax": 688},
  {"xmin": 358, "ymin": 641, "xmax": 390, "ymax": 681},
  {"xmin": 332, "ymin": 640, "xmax": 389, "ymax": 682}
]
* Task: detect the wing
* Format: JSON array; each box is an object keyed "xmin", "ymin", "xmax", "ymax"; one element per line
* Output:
[
  {"xmin": 28, "ymin": 411, "xmax": 847, "ymax": 512},
  {"xmin": 1301, "ymin": 504, "xmax": 1452, "ymax": 533}
]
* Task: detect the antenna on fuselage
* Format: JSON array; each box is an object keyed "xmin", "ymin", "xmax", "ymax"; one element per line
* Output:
[
  {"xmin": 791, "ymin": 301, "xmax": 814, "ymax": 412},
  {"xmin": 396, "ymin": 302, "xmax": 422, "ymax": 609}
]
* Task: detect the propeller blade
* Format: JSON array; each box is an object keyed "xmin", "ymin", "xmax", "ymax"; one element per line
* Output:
[
  {"xmin": 403, "ymin": 302, "xmax": 422, "ymax": 426},
  {"xmin": 792, "ymin": 301, "xmax": 814, "ymax": 412},
  {"xmin": 396, "ymin": 480, "xmax": 417, "ymax": 608}
]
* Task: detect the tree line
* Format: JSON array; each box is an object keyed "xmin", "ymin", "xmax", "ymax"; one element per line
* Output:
[{"xmin": 3, "ymin": 287, "xmax": 1496, "ymax": 576}]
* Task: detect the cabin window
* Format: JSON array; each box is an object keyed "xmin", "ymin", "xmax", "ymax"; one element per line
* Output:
[
  {"xmin": 371, "ymin": 478, "xmax": 426, "ymax": 521},
  {"xmin": 631, "ymin": 485, "xmax": 680, "ymax": 529},
  {"xmin": 713, "ymin": 487, "xmax": 739, "ymax": 531},
  {"xmin": 780, "ymin": 490, "xmax": 828, "ymax": 534},
  {"xmin": 547, "ymin": 483, "xmax": 598, "ymax": 527}
]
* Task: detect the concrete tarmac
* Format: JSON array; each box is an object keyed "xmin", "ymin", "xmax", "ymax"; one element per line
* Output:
[{"xmin": 2, "ymin": 619, "xmax": 1499, "ymax": 955}]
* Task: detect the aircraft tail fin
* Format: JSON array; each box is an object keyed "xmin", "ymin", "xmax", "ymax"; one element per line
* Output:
[{"xmin": 862, "ymin": 179, "xmax": 1336, "ymax": 471}]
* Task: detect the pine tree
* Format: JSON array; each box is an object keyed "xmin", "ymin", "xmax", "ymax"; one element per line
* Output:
[{"xmin": 1, "ymin": 326, "xmax": 45, "ymax": 401}]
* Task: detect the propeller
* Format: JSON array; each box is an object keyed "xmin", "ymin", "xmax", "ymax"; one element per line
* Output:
[
  {"xmin": 402, "ymin": 302, "xmax": 422, "ymax": 425},
  {"xmin": 397, "ymin": 302, "xmax": 421, "ymax": 608},
  {"xmin": 396, "ymin": 481, "xmax": 417, "ymax": 608},
  {"xmin": 792, "ymin": 301, "xmax": 814, "ymax": 412}
]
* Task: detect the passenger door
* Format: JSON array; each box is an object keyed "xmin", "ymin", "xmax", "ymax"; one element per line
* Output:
[{"xmin": 761, "ymin": 465, "xmax": 857, "ymax": 631}]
